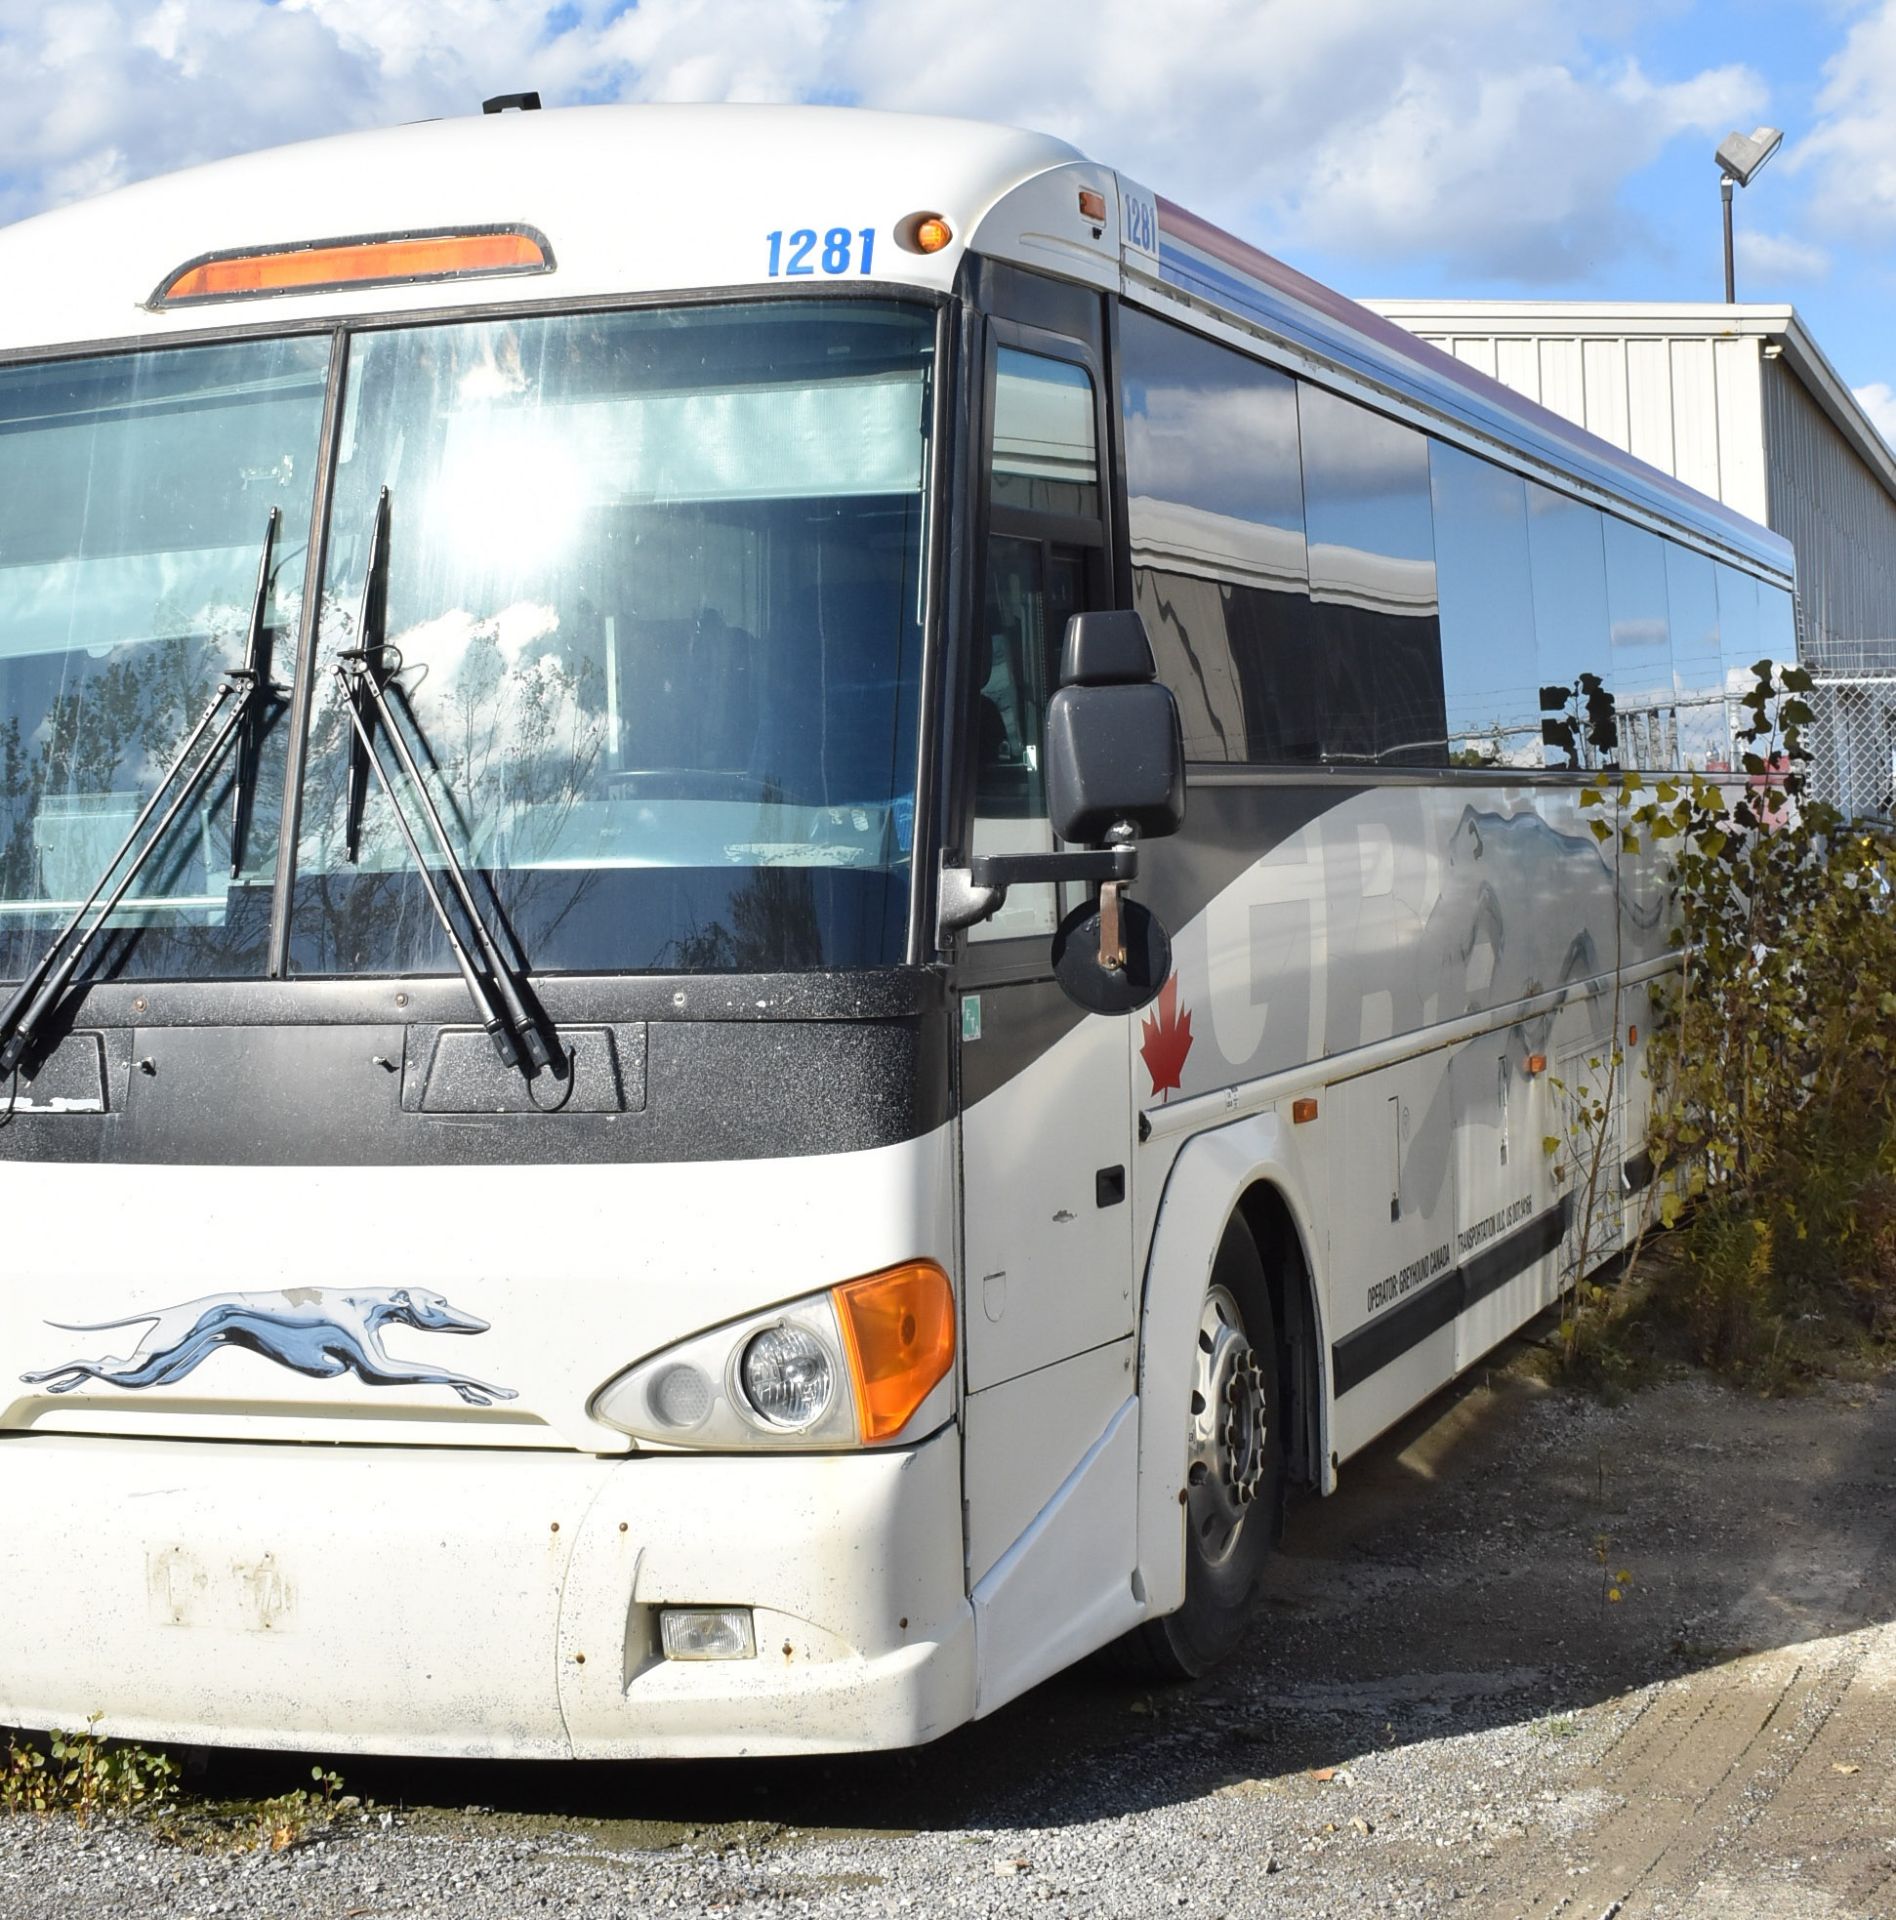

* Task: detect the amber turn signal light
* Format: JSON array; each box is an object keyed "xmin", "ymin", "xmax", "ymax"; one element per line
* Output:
[
  {"xmin": 833, "ymin": 1261, "xmax": 955, "ymax": 1442},
  {"xmin": 1291, "ymin": 1097, "xmax": 1319, "ymax": 1124},
  {"xmin": 1525, "ymin": 1053, "xmax": 1547, "ymax": 1075},
  {"xmin": 151, "ymin": 226, "xmax": 554, "ymax": 308}
]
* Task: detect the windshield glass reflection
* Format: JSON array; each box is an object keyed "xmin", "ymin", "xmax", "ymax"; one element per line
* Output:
[
  {"xmin": 0, "ymin": 339, "xmax": 327, "ymax": 984},
  {"xmin": 288, "ymin": 301, "xmax": 934, "ymax": 976}
]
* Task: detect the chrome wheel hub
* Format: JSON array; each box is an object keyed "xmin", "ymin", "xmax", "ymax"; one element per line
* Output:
[{"xmin": 1184, "ymin": 1284, "xmax": 1269, "ymax": 1567}]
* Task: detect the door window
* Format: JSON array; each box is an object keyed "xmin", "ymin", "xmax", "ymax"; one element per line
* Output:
[{"xmin": 971, "ymin": 348, "xmax": 1100, "ymax": 943}]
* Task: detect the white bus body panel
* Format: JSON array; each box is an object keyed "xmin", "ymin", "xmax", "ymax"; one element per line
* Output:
[
  {"xmin": 1, "ymin": 1132, "xmax": 955, "ymax": 1452},
  {"xmin": 1122, "ymin": 779, "xmax": 1652, "ymax": 1607},
  {"xmin": 961, "ymin": 1016, "xmax": 1135, "ymax": 1393},
  {"xmin": 971, "ymin": 1396, "xmax": 1140, "ymax": 1715},
  {"xmin": 0, "ymin": 106, "xmax": 1111, "ymax": 353},
  {"xmin": 0, "ymin": 1428, "xmax": 972, "ymax": 1759}
]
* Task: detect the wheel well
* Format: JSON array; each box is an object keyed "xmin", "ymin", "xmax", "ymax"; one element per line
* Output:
[{"xmin": 1233, "ymin": 1184, "xmax": 1322, "ymax": 1491}]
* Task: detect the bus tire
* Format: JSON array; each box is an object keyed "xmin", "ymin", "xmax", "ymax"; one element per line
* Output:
[{"xmin": 1132, "ymin": 1213, "xmax": 1284, "ymax": 1680}]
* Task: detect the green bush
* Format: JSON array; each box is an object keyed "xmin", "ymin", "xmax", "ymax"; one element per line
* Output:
[
  {"xmin": 1566, "ymin": 662, "xmax": 1896, "ymax": 1386},
  {"xmin": 1, "ymin": 1719, "xmax": 178, "ymax": 1823}
]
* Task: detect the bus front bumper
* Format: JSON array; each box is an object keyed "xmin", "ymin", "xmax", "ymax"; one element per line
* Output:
[{"xmin": 0, "ymin": 1427, "xmax": 974, "ymax": 1759}]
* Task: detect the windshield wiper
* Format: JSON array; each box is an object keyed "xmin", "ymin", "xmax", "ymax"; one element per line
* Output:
[
  {"xmin": 338, "ymin": 488, "xmax": 553, "ymax": 1075},
  {"xmin": 0, "ymin": 508, "xmax": 281, "ymax": 1077},
  {"xmin": 227, "ymin": 506, "xmax": 282, "ymax": 877}
]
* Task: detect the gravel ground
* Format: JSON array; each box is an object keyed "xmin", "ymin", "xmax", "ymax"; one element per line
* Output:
[{"xmin": 6, "ymin": 1345, "xmax": 1896, "ymax": 1919}]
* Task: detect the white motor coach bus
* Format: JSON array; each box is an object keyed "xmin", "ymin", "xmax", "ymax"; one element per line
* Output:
[{"xmin": 0, "ymin": 103, "xmax": 1795, "ymax": 1759}]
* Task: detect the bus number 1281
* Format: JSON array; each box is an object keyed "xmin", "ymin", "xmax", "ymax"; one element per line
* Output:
[{"xmin": 765, "ymin": 227, "xmax": 876, "ymax": 276}]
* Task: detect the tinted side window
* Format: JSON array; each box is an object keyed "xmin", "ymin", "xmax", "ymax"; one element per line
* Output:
[
  {"xmin": 1430, "ymin": 443, "xmax": 1542, "ymax": 769},
  {"xmin": 1758, "ymin": 582, "xmax": 1798, "ymax": 670},
  {"xmin": 1298, "ymin": 383, "xmax": 1443, "ymax": 765},
  {"xmin": 1130, "ymin": 569, "xmax": 1244, "ymax": 761},
  {"xmin": 1666, "ymin": 544, "xmax": 1727, "ymax": 770},
  {"xmin": 1716, "ymin": 565, "xmax": 1762, "ymax": 728},
  {"xmin": 1120, "ymin": 307, "xmax": 1309, "ymax": 762},
  {"xmin": 1602, "ymin": 517, "xmax": 1676, "ymax": 769},
  {"xmin": 1525, "ymin": 484, "xmax": 1615, "ymax": 770}
]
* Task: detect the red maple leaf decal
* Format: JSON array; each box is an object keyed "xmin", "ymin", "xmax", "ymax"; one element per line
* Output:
[{"xmin": 1140, "ymin": 974, "xmax": 1193, "ymax": 1100}]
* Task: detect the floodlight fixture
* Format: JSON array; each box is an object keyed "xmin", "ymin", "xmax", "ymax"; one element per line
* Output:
[
  {"xmin": 1716, "ymin": 126, "xmax": 1783, "ymax": 189},
  {"xmin": 1715, "ymin": 125, "xmax": 1784, "ymax": 302}
]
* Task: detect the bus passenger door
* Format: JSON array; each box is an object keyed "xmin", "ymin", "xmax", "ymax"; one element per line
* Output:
[{"xmin": 955, "ymin": 308, "xmax": 1142, "ymax": 1681}]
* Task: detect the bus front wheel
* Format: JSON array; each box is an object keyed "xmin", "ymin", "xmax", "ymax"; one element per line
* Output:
[{"xmin": 1136, "ymin": 1214, "xmax": 1284, "ymax": 1680}]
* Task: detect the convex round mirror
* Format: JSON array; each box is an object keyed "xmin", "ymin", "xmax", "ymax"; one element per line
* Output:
[{"xmin": 1051, "ymin": 894, "xmax": 1172, "ymax": 1015}]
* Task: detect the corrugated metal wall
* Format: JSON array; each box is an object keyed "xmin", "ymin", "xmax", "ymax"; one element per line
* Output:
[
  {"xmin": 1410, "ymin": 329, "xmax": 1770, "ymax": 522},
  {"xmin": 1761, "ymin": 359, "xmax": 1896, "ymax": 669}
]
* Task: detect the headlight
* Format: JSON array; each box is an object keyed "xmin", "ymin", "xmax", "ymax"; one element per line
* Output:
[
  {"xmin": 590, "ymin": 1261, "xmax": 955, "ymax": 1451},
  {"xmin": 737, "ymin": 1324, "xmax": 837, "ymax": 1429}
]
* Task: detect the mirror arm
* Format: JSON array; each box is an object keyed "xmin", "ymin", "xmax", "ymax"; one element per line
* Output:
[{"xmin": 936, "ymin": 843, "xmax": 1138, "ymax": 942}]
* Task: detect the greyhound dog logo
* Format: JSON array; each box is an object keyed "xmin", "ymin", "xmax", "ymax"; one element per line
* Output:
[{"xmin": 21, "ymin": 1288, "xmax": 517, "ymax": 1407}]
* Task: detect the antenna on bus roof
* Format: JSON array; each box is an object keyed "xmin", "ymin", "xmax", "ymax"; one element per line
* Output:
[{"xmin": 482, "ymin": 92, "xmax": 541, "ymax": 113}]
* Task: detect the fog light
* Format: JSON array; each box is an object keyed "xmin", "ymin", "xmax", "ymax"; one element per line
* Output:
[{"xmin": 659, "ymin": 1607, "xmax": 756, "ymax": 1661}]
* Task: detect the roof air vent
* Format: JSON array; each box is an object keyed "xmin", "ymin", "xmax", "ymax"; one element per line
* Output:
[{"xmin": 483, "ymin": 92, "xmax": 542, "ymax": 114}]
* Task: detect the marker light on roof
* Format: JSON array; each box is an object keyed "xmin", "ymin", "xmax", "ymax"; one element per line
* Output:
[
  {"xmin": 895, "ymin": 212, "xmax": 953, "ymax": 256},
  {"xmin": 149, "ymin": 226, "xmax": 554, "ymax": 309}
]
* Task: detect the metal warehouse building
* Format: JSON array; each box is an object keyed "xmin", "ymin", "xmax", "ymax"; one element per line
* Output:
[{"xmin": 1367, "ymin": 301, "xmax": 1896, "ymax": 820}]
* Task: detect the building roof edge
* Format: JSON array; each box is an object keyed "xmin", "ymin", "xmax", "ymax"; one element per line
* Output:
[{"xmin": 1363, "ymin": 298, "xmax": 1896, "ymax": 508}]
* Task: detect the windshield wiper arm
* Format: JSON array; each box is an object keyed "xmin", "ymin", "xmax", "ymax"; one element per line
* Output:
[
  {"xmin": 0, "ymin": 507, "xmax": 281, "ymax": 1077},
  {"xmin": 227, "ymin": 506, "xmax": 282, "ymax": 877},
  {"xmin": 339, "ymin": 488, "xmax": 553, "ymax": 1074}
]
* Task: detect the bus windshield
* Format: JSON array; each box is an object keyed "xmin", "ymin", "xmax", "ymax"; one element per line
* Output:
[{"xmin": 287, "ymin": 298, "xmax": 935, "ymax": 977}]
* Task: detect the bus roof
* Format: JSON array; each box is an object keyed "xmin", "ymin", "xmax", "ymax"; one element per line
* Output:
[
  {"xmin": 0, "ymin": 101, "xmax": 1791, "ymax": 580},
  {"xmin": 0, "ymin": 104, "xmax": 1091, "ymax": 349}
]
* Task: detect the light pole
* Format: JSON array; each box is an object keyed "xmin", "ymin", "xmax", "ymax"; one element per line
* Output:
[{"xmin": 1716, "ymin": 126, "xmax": 1784, "ymax": 302}]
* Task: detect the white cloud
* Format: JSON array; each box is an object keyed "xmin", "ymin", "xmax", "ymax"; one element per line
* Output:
[
  {"xmin": 1733, "ymin": 229, "xmax": 1831, "ymax": 285},
  {"xmin": 0, "ymin": 0, "xmax": 1766, "ymax": 285},
  {"xmin": 1289, "ymin": 55, "xmax": 1760, "ymax": 281},
  {"xmin": 1854, "ymin": 381, "xmax": 1896, "ymax": 453},
  {"xmin": 1797, "ymin": 0, "xmax": 1896, "ymax": 239}
]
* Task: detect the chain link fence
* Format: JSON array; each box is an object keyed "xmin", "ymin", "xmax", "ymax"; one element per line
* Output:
[{"xmin": 1802, "ymin": 673, "xmax": 1896, "ymax": 824}]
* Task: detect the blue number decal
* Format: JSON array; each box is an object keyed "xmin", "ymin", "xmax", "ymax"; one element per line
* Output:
[{"xmin": 769, "ymin": 225, "xmax": 879, "ymax": 276}]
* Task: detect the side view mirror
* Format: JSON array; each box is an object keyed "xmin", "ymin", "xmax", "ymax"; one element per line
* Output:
[
  {"xmin": 939, "ymin": 610, "xmax": 1184, "ymax": 1015},
  {"xmin": 1045, "ymin": 612, "xmax": 1186, "ymax": 845}
]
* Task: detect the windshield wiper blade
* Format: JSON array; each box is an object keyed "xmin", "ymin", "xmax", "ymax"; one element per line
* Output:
[
  {"xmin": 340, "ymin": 488, "xmax": 553, "ymax": 1074},
  {"xmin": 0, "ymin": 507, "xmax": 281, "ymax": 1077},
  {"xmin": 335, "ymin": 655, "xmax": 524, "ymax": 1072},
  {"xmin": 227, "ymin": 506, "xmax": 281, "ymax": 877}
]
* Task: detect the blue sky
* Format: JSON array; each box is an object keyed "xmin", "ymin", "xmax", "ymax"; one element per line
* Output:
[
  {"xmin": 0, "ymin": 0, "xmax": 1889, "ymax": 432},
  {"xmin": 1286, "ymin": 1, "xmax": 1891, "ymax": 415}
]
